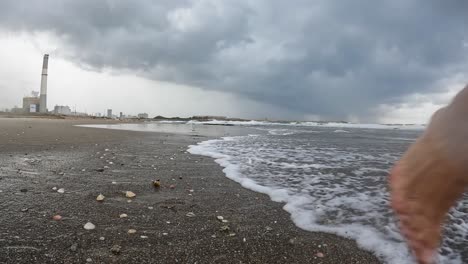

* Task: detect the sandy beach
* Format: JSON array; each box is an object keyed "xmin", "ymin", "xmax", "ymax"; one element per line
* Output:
[{"xmin": 0, "ymin": 117, "xmax": 381, "ymax": 264}]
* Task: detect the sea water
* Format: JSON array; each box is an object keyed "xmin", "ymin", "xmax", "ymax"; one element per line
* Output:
[{"xmin": 187, "ymin": 124, "xmax": 468, "ymax": 264}]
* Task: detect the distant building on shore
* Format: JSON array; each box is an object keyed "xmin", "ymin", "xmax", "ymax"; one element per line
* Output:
[
  {"xmin": 137, "ymin": 113, "xmax": 149, "ymax": 119},
  {"xmin": 53, "ymin": 105, "xmax": 72, "ymax": 115},
  {"xmin": 107, "ymin": 109, "xmax": 112, "ymax": 118}
]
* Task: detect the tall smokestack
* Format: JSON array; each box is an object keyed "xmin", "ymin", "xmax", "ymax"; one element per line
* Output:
[{"xmin": 39, "ymin": 54, "xmax": 49, "ymax": 113}]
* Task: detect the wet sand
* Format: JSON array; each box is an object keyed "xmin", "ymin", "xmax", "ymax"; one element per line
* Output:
[{"xmin": 0, "ymin": 118, "xmax": 381, "ymax": 263}]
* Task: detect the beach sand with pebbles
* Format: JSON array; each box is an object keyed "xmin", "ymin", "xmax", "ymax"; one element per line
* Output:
[{"xmin": 0, "ymin": 117, "xmax": 381, "ymax": 263}]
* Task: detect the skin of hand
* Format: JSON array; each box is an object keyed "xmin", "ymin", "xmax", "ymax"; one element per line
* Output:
[{"xmin": 390, "ymin": 85, "xmax": 468, "ymax": 264}]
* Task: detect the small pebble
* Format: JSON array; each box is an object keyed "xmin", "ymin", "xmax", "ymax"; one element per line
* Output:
[
  {"xmin": 99, "ymin": 237, "xmax": 105, "ymax": 241},
  {"xmin": 96, "ymin": 194, "xmax": 105, "ymax": 201},
  {"xmin": 84, "ymin": 222, "xmax": 96, "ymax": 230},
  {"xmin": 125, "ymin": 191, "xmax": 136, "ymax": 198},
  {"xmin": 119, "ymin": 214, "xmax": 128, "ymax": 218},
  {"xmin": 57, "ymin": 188, "xmax": 65, "ymax": 194},
  {"xmin": 128, "ymin": 229, "xmax": 137, "ymax": 234},
  {"xmin": 162, "ymin": 233, "xmax": 168, "ymax": 236},
  {"xmin": 148, "ymin": 207, "xmax": 154, "ymax": 210},
  {"xmin": 86, "ymin": 258, "xmax": 92, "ymax": 262},
  {"xmin": 53, "ymin": 215, "xmax": 62, "ymax": 221},
  {"xmin": 316, "ymin": 252, "xmax": 324, "ymax": 258},
  {"xmin": 110, "ymin": 245, "xmax": 121, "ymax": 255},
  {"xmin": 70, "ymin": 243, "xmax": 78, "ymax": 252},
  {"xmin": 52, "ymin": 187, "xmax": 57, "ymax": 191},
  {"xmin": 186, "ymin": 212, "xmax": 196, "ymax": 217},
  {"xmin": 140, "ymin": 236, "xmax": 148, "ymax": 239}
]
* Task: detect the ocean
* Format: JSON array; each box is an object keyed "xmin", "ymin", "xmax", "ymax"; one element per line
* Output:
[{"xmin": 82, "ymin": 121, "xmax": 468, "ymax": 264}]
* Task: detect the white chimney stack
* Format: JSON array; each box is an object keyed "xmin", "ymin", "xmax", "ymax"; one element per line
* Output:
[{"xmin": 39, "ymin": 54, "xmax": 49, "ymax": 113}]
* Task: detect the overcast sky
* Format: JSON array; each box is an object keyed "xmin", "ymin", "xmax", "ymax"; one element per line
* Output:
[{"xmin": 0, "ymin": 0, "xmax": 467, "ymax": 123}]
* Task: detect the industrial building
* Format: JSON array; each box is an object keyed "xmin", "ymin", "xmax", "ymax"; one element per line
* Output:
[
  {"xmin": 107, "ymin": 109, "xmax": 113, "ymax": 118},
  {"xmin": 22, "ymin": 91, "xmax": 40, "ymax": 113}
]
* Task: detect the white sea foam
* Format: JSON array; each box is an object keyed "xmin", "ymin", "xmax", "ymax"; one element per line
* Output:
[
  {"xmin": 188, "ymin": 129, "xmax": 466, "ymax": 264},
  {"xmin": 158, "ymin": 120, "xmax": 426, "ymax": 131}
]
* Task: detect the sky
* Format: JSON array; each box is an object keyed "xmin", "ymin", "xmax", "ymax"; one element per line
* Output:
[{"xmin": 0, "ymin": 0, "xmax": 467, "ymax": 123}]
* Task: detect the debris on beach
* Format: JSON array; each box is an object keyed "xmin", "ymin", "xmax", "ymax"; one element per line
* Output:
[
  {"xmin": 21, "ymin": 208, "xmax": 29, "ymax": 212},
  {"xmin": 20, "ymin": 188, "xmax": 28, "ymax": 193},
  {"xmin": 96, "ymin": 194, "xmax": 105, "ymax": 202},
  {"xmin": 152, "ymin": 180, "xmax": 161, "ymax": 188},
  {"xmin": 52, "ymin": 215, "xmax": 62, "ymax": 221},
  {"xmin": 228, "ymin": 233, "xmax": 236, "ymax": 237},
  {"xmin": 57, "ymin": 188, "xmax": 65, "ymax": 194},
  {"xmin": 186, "ymin": 212, "xmax": 196, "ymax": 217},
  {"xmin": 52, "ymin": 187, "xmax": 57, "ymax": 191},
  {"xmin": 119, "ymin": 213, "xmax": 128, "ymax": 218},
  {"xmin": 128, "ymin": 229, "xmax": 137, "ymax": 234},
  {"xmin": 162, "ymin": 233, "xmax": 168, "ymax": 236},
  {"xmin": 112, "ymin": 181, "xmax": 117, "ymax": 184},
  {"xmin": 110, "ymin": 245, "xmax": 121, "ymax": 255},
  {"xmin": 316, "ymin": 252, "xmax": 325, "ymax": 258},
  {"xmin": 148, "ymin": 206, "xmax": 154, "ymax": 210},
  {"xmin": 96, "ymin": 168, "xmax": 105, "ymax": 172},
  {"xmin": 84, "ymin": 222, "xmax": 96, "ymax": 230},
  {"xmin": 125, "ymin": 191, "xmax": 136, "ymax": 198},
  {"xmin": 99, "ymin": 237, "xmax": 105, "ymax": 241},
  {"xmin": 169, "ymin": 185, "xmax": 176, "ymax": 189},
  {"xmin": 220, "ymin": 226, "xmax": 230, "ymax": 232},
  {"xmin": 140, "ymin": 236, "xmax": 148, "ymax": 239}
]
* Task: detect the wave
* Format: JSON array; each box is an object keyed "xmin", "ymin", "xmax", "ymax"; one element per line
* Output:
[
  {"xmin": 155, "ymin": 120, "xmax": 426, "ymax": 131},
  {"xmin": 188, "ymin": 134, "xmax": 463, "ymax": 264}
]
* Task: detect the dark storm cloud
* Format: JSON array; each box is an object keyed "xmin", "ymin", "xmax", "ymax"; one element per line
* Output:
[{"xmin": 0, "ymin": 0, "xmax": 467, "ymax": 120}]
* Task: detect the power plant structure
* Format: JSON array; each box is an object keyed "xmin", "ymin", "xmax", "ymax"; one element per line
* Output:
[
  {"xmin": 22, "ymin": 54, "xmax": 49, "ymax": 113},
  {"xmin": 39, "ymin": 54, "xmax": 49, "ymax": 113}
]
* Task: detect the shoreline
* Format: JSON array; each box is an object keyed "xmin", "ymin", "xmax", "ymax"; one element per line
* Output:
[{"xmin": 0, "ymin": 118, "xmax": 382, "ymax": 263}]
